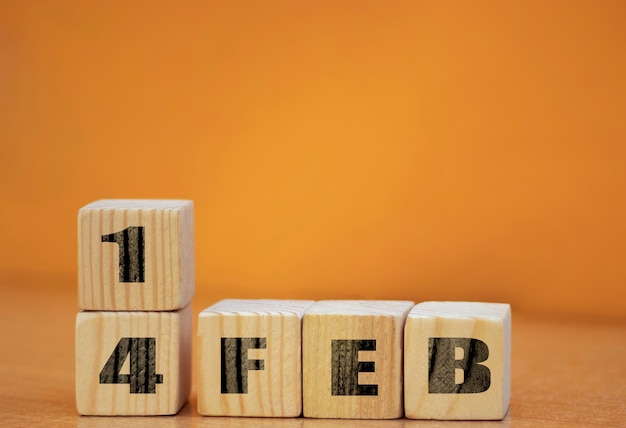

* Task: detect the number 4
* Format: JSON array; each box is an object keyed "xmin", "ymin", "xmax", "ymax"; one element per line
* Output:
[{"xmin": 99, "ymin": 337, "xmax": 164, "ymax": 394}]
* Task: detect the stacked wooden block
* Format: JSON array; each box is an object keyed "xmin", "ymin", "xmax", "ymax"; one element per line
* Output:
[
  {"xmin": 75, "ymin": 199, "xmax": 511, "ymax": 419},
  {"xmin": 76, "ymin": 200, "xmax": 194, "ymax": 415}
]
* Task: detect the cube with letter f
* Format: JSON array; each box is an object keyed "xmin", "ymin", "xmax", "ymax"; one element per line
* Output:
[{"xmin": 197, "ymin": 299, "xmax": 313, "ymax": 417}]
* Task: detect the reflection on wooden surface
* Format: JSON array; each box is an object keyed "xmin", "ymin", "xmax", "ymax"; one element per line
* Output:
[
  {"xmin": 76, "ymin": 402, "xmax": 512, "ymax": 428},
  {"xmin": 74, "ymin": 395, "xmax": 513, "ymax": 428}
]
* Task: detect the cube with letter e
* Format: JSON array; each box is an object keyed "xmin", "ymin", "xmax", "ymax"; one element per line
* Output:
[{"xmin": 302, "ymin": 300, "xmax": 414, "ymax": 419}]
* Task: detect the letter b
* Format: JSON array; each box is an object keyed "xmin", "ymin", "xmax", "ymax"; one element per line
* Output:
[{"xmin": 428, "ymin": 337, "xmax": 491, "ymax": 394}]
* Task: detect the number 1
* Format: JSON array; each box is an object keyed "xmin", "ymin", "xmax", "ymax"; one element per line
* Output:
[{"xmin": 101, "ymin": 226, "xmax": 145, "ymax": 282}]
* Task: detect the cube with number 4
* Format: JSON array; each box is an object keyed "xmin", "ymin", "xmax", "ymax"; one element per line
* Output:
[
  {"xmin": 78, "ymin": 199, "xmax": 195, "ymax": 311},
  {"xmin": 75, "ymin": 305, "xmax": 192, "ymax": 415}
]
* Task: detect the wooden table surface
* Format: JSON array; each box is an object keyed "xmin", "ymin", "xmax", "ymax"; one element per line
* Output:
[{"xmin": 1, "ymin": 276, "xmax": 624, "ymax": 427}]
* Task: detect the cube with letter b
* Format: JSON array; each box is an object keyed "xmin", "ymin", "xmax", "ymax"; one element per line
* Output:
[
  {"xmin": 78, "ymin": 199, "xmax": 194, "ymax": 311},
  {"xmin": 302, "ymin": 300, "xmax": 414, "ymax": 419},
  {"xmin": 197, "ymin": 299, "xmax": 314, "ymax": 417},
  {"xmin": 404, "ymin": 301, "xmax": 511, "ymax": 420}
]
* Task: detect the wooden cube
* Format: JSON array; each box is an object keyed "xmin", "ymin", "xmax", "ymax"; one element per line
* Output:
[
  {"xmin": 78, "ymin": 199, "xmax": 194, "ymax": 311},
  {"xmin": 404, "ymin": 301, "xmax": 511, "ymax": 420},
  {"xmin": 75, "ymin": 304, "xmax": 192, "ymax": 415},
  {"xmin": 197, "ymin": 299, "xmax": 314, "ymax": 417},
  {"xmin": 302, "ymin": 300, "xmax": 414, "ymax": 419}
]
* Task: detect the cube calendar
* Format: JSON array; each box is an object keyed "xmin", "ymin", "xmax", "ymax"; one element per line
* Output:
[{"xmin": 75, "ymin": 199, "xmax": 512, "ymax": 419}]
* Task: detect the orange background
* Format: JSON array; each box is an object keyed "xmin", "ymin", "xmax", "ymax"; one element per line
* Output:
[{"xmin": 1, "ymin": 1, "xmax": 625, "ymax": 318}]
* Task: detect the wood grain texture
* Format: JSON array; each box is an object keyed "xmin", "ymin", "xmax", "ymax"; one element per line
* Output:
[
  {"xmin": 75, "ymin": 304, "xmax": 192, "ymax": 415},
  {"xmin": 302, "ymin": 300, "xmax": 414, "ymax": 419},
  {"xmin": 197, "ymin": 299, "xmax": 314, "ymax": 417},
  {"xmin": 78, "ymin": 199, "xmax": 195, "ymax": 311},
  {"xmin": 404, "ymin": 302, "xmax": 511, "ymax": 420}
]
